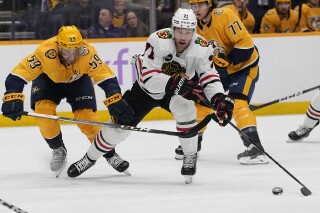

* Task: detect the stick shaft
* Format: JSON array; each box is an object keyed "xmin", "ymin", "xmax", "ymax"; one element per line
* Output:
[
  {"xmin": 249, "ymin": 85, "xmax": 320, "ymax": 111},
  {"xmin": 21, "ymin": 111, "xmax": 211, "ymax": 138},
  {"xmin": 0, "ymin": 198, "xmax": 28, "ymax": 213}
]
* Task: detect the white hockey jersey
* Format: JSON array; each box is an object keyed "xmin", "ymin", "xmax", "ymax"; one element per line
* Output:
[{"xmin": 137, "ymin": 28, "xmax": 224, "ymax": 101}]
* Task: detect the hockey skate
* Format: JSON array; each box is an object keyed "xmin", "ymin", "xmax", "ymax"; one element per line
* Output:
[
  {"xmin": 67, "ymin": 154, "xmax": 96, "ymax": 178},
  {"xmin": 50, "ymin": 146, "xmax": 67, "ymax": 178},
  {"xmin": 106, "ymin": 152, "xmax": 130, "ymax": 175},
  {"xmin": 287, "ymin": 126, "xmax": 313, "ymax": 142},
  {"xmin": 181, "ymin": 153, "xmax": 197, "ymax": 184},
  {"xmin": 237, "ymin": 144, "xmax": 269, "ymax": 165},
  {"xmin": 175, "ymin": 141, "xmax": 201, "ymax": 160}
]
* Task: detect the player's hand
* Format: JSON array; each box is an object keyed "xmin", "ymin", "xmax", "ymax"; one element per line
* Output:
[
  {"xmin": 213, "ymin": 53, "xmax": 232, "ymax": 68},
  {"xmin": 166, "ymin": 73, "xmax": 203, "ymax": 101},
  {"xmin": 211, "ymin": 93, "xmax": 234, "ymax": 126},
  {"xmin": 1, "ymin": 92, "xmax": 24, "ymax": 121},
  {"xmin": 104, "ymin": 92, "xmax": 134, "ymax": 124}
]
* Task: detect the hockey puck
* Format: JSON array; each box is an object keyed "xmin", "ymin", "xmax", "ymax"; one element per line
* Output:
[{"xmin": 272, "ymin": 187, "xmax": 283, "ymax": 195}]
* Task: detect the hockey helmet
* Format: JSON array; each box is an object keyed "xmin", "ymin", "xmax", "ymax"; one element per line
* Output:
[
  {"xmin": 276, "ymin": 0, "xmax": 291, "ymax": 3},
  {"xmin": 57, "ymin": 26, "xmax": 82, "ymax": 49},
  {"xmin": 172, "ymin": 8, "xmax": 197, "ymax": 29},
  {"xmin": 189, "ymin": 0, "xmax": 212, "ymax": 6}
]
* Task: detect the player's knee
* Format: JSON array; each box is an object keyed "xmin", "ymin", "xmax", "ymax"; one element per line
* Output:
[
  {"xmin": 170, "ymin": 96, "xmax": 196, "ymax": 120},
  {"xmin": 34, "ymin": 100, "xmax": 60, "ymax": 138},
  {"xmin": 34, "ymin": 100, "xmax": 57, "ymax": 114},
  {"xmin": 195, "ymin": 103, "xmax": 212, "ymax": 132},
  {"xmin": 74, "ymin": 109, "xmax": 101, "ymax": 142},
  {"xmin": 233, "ymin": 99, "xmax": 257, "ymax": 129},
  {"xmin": 100, "ymin": 126, "xmax": 130, "ymax": 145}
]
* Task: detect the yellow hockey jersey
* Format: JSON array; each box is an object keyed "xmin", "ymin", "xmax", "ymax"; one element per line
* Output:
[
  {"xmin": 196, "ymin": 7, "xmax": 259, "ymax": 74},
  {"xmin": 12, "ymin": 37, "xmax": 116, "ymax": 84},
  {"xmin": 260, "ymin": 8, "xmax": 300, "ymax": 33},
  {"xmin": 224, "ymin": 4, "xmax": 256, "ymax": 33},
  {"xmin": 112, "ymin": 15, "xmax": 125, "ymax": 28},
  {"xmin": 295, "ymin": 3, "xmax": 320, "ymax": 32}
]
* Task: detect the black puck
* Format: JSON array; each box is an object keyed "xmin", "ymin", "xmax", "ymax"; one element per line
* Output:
[{"xmin": 272, "ymin": 187, "xmax": 283, "ymax": 195}]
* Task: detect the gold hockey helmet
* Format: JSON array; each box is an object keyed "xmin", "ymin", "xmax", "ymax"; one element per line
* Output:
[
  {"xmin": 276, "ymin": 0, "xmax": 291, "ymax": 3},
  {"xmin": 57, "ymin": 26, "xmax": 82, "ymax": 49},
  {"xmin": 189, "ymin": 0, "xmax": 212, "ymax": 6}
]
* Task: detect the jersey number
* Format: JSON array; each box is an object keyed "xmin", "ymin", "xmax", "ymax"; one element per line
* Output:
[
  {"xmin": 27, "ymin": 55, "xmax": 41, "ymax": 69},
  {"xmin": 89, "ymin": 54, "xmax": 102, "ymax": 69},
  {"xmin": 228, "ymin": 21, "xmax": 243, "ymax": 35},
  {"xmin": 144, "ymin": 42, "xmax": 154, "ymax": 60}
]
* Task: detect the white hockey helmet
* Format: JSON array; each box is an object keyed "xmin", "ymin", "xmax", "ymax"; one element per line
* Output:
[{"xmin": 171, "ymin": 8, "xmax": 197, "ymax": 29}]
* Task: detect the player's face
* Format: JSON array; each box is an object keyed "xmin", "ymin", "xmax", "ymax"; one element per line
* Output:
[
  {"xmin": 174, "ymin": 27, "xmax": 194, "ymax": 53},
  {"xmin": 59, "ymin": 48, "xmax": 79, "ymax": 65},
  {"xmin": 234, "ymin": 0, "xmax": 248, "ymax": 13},
  {"xmin": 276, "ymin": 2, "xmax": 290, "ymax": 15},
  {"xmin": 308, "ymin": 0, "xmax": 319, "ymax": 6},
  {"xmin": 190, "ymin": 2, "xmax": 210, "ymax": 19}
]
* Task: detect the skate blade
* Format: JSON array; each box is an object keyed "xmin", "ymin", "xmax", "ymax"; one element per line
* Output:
[
  {"xmin": 123, "ymin": 169, "xmax": 131, "ymax": 176},
  {"xmin": 287, "ymin": 138, "xmax": 303, "ymax": 143},
  {"xmin": 175, "ymin": 154, "xmax": 184, "ymax": 160},
  {"xmin": 184, "ymin": 175, "xmax": 193, "ymax": 184},
  {"xmin": 54, "ymin": 160, "xmax": 67, "ymax": 178},
  {"xmin": 238, "ymin": 156, "xmax": 269, "ymax": 165}
]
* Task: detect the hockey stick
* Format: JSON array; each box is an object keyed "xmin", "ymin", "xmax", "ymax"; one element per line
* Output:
[
  {"xmin": 194, "ymin": 92, "xmax": 312, "ymax": 196},
  {"xmin": 20, "ymin": 111, "xmax": 211, "ymax": 138},
  {"xmin": 0, "ymin": 198, "xmax": 28, "ymax": 213},
  {"xmin": 249, "ymin": 85, "xmax": 320, "ymax": 111}
]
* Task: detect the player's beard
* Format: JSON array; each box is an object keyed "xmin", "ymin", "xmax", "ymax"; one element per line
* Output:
[{"xmin": 175, "ymin": 40, "xmax": 190, "ymax": 53}]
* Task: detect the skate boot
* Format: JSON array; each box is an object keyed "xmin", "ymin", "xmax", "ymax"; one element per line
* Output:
[
  {"xmin": 50, "ymin": 146, "xmax": 67, "ymax": 177},
  {"xmin": 106, "ymin": 152, "xmax": 130, "ymax": 175},
  {"xmin": 67, "ymin": 154, "xmax": 96, "ymax": 178},
  {"xmin": 237, "ymin": 144, "xmax": 269, "ymax": 165},
  {"xmin": 181, "ymin": 153, "xmax": 197, "ymax": 184},
  {"xmin": 175, "ymin": 140, "xmax": 201, "ymax": 160},
  {"xmin": 287, "ymin": 126, "xmax": 313, "ymax": 142}
]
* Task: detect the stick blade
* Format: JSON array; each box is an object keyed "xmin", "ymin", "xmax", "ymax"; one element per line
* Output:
[{"xmin": 301, "ymin": 187, "xmax": 312, "ymax": 196}]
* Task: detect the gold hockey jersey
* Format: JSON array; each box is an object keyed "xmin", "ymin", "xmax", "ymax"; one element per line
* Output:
[
  {"xmin": 196, "ymin": 7, "xmax": 259, "ymax": 74},
  {"xmin": 224, "ymin": 4, "xmax": 256, "ymax": 33},
  {"xmin": 12, "ymin": 37, "xmax": 116, "ymax": 84},
  {"xmin": 260, "ymin": 8, "xmax": 300, "ymax": 33},
  {"xmin": 295, "ymin": 3, "xmax": 320, "ymax": 32}
]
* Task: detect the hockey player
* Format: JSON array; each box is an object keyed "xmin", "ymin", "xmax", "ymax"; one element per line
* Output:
[
  {"xmin": 294, "ymin": 0, "xmax": 320, "ymax": 32},
  {"xmin": 1, "ymin": 26, "xmax": 134, "ymax": 177},
  {"xmin": 288, "ymin": 89, "xmax": 320, "ymax": 141},
  {"xmin": 185, "ymin": 0, "xmax": 269, "ymax": 165},
  {"xmin": 224, "ymin": 0, "xmax": 255, "ymax": 33},
  {"xmin": 67, "ymin": 8, "xmax": 234, "ymax": 183},
  {"xmin": 260, "ymin": 0, "xmax": 301, "ymax": 33}
]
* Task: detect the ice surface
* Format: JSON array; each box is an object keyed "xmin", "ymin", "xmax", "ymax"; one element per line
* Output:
[{"xmin": 0, "ymin": 115, "xmax": 319, "ymax": 213}]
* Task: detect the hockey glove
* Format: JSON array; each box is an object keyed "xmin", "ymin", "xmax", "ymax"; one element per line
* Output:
[
  {"xmin": 104, "ymin": 92, "xmax": 134, "ymax": 124},
  {"xmin": 1, "ymin": 92, "xmax": 24, "ymax": 121},
  {"xmin": 211, "ymin": 93, "xmax": 234, "ymax": 126},
  {"xmin": 213, "ymin": 53, "xmax": 232, "ymax": 68},
  {"xmin": 165, "ymin": 73, "xmax": 203, "ymax": 101}
]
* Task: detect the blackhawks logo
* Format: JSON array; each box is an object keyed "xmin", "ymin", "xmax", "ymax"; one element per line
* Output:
[
  {"xmin": 161, "ymin": 61, "xmax": 185, "ymax": 76},
  {"xmin": 157, "ymin": 30, "xmax": 172, "ymax": 39},
  {"xmin": 195, "ymin": 37, "xmax": 209, "ymax": 47}
]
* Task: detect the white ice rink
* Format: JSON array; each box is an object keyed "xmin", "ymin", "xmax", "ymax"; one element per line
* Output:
[{"xmin": 1, "ymin": 114, "xmax": 320, "ymax": 213}]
